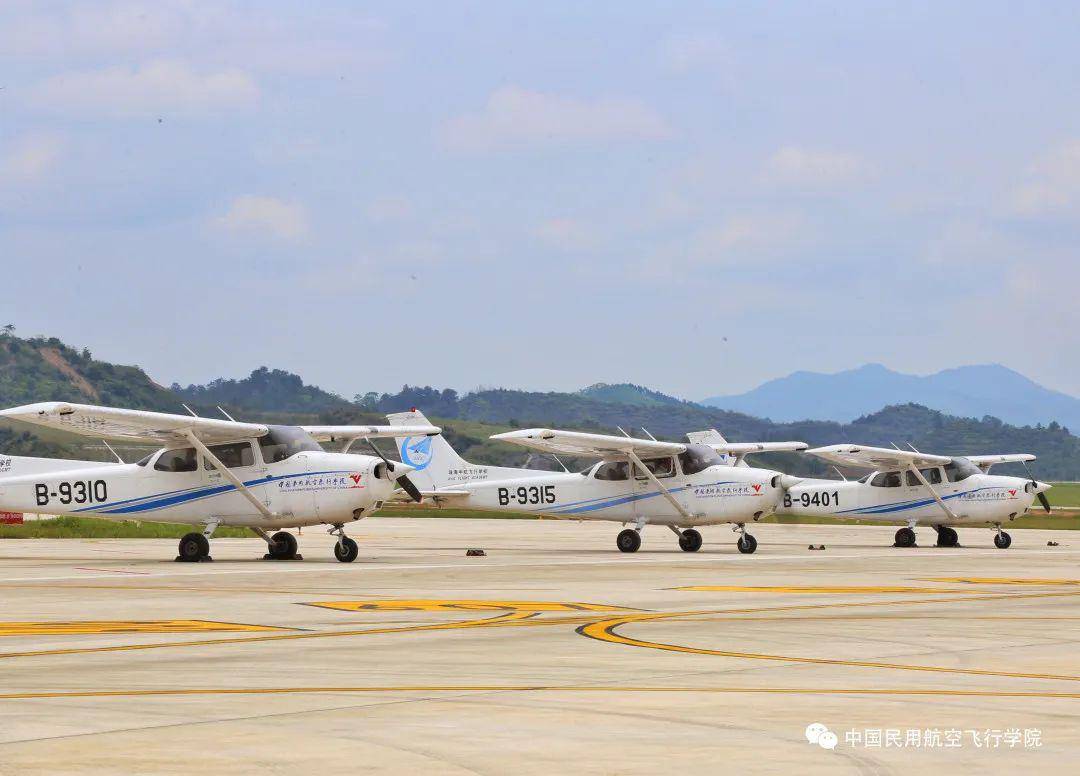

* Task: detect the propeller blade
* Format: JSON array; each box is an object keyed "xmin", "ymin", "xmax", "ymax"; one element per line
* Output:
[
  {"xmin": 398, "ymin": 475, "xmax": 423, "ymax": 503},
  {"xmin": 1038, "ymin": 491, "xmax": 1052, "ymax": 513}
]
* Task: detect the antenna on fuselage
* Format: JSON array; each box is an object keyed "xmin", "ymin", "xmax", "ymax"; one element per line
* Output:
[
  {"xmin": 906, "ymin": 442, "xmax": 922, "ymax": 453},
  {"xmin": 181, "ymin": 404, "xmax": 200, "ymax": 418},
  {"xmin": 640, "ymin": 427, "xmax": 657, "ymax": 441},
  {"xmin": 101, "ymin": 439, "xmax": 125, "ymax": 464},
  {"xmin": 216, "ymin": 405, "xmax": 237, "ymax": 422},
  {"xmin": 616, "ymin": 426, "xmax": 633, "ymax": 438}
]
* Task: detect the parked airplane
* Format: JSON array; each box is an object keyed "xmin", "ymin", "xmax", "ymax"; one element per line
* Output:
[
  {"xmin": 0, "ymin": 402, "xmax": 439, "ymax": 562},
  {"xmin": 389, "ymin": 410, "xmax": 806, "ymax": 553},
  {"xmin": 782, "ymin": 444, "xmax": 1051, "ymax": 548}
]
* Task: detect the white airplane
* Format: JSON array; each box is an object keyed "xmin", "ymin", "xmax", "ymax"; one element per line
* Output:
[
  {"xmin": 389, "ymin": 410, "xmax": 806, "ymax": 553},
  {"xmin": 0, "ymin": 402, "xmax": 439, "ymax": 562},
  {"xmin": 782, "ymin": 444, "xmax": 1052, "ymax": 549}
]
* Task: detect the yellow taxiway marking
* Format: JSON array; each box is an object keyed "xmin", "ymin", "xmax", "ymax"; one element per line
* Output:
[
  {"xmin": 0, "ymin": 611, "xmax": 536, "ymax": 660},
  {"xmin": 577, "ymin": 612, "xmax": 1080, "ymax": 682},
  {"xmin": 2, "ymin": 686, "xmax": 1079, "ymax": 701},
  {"xmin": 674, "ymin": 585, "xmax": 976, "ymax": 594},
  {"xmin": 306, "ymin": 599, "xmax": 627, "ymax": 613},
  {"xmin": 0, "ymin": 620, "xmax": 284, "ymax": 636},
  {"xmin": 924, "ymin": 577, "xmax": 1080, "ymax": 586}
]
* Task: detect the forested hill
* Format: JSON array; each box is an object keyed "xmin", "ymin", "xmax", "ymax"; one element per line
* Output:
[{"xmin": 172, "ymin": 367, "xmax": 351, "ymax": 413}]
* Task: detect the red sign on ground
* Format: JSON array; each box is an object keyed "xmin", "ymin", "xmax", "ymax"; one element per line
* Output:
[{"xmin": 0, "ymin": 512, "xmax": 24, "ymax": 524}]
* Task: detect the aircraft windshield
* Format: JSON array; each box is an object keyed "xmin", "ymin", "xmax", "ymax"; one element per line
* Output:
[
  {"xmin": 259, "ymin": 426, "xmax": 322, "ymax": 463},
  {"xmin": 945, "ymin": 457, "xmax": 981, "ymax": 482},
  {"xmin": 678, "ymin": 444, "xmax": 726, "ymax": 475}
]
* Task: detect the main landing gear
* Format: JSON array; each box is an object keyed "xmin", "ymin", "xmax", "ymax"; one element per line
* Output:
[
  {"xmin": 177, "ymin": 532, "xmax": 210, "ymax": 562},
  {"xmin": 616, "ymin": 528, "xmax": 642, "ymax": 553},
  {"xmin": 735, "ymin": 523, "xmax": 757, "ymax": 554},
  {"xmin": 934, "ymin": 525, "xmax": 959, "ymax": 547},
  {"xmin": 267, "ymin": 530, "xmax": 299, "ymax": 560},
  {"xmin": 667, "ymin": 525, "xmax": 702, "ymax": 552},
  {"xmin": 994, "ymin": 526, "xmax": 1013, "ymax": 549},
  {"xmin": 894, "ymin": 526, "xmax": 917, "ymax": 548},
  {"xmin": 329, "ymin": 524, "xmax": 359, "ymax": 563}
]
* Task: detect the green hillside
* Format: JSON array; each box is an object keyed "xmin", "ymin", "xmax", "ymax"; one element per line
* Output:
[
  {"xmin": 578, "ymin": 383, "xmax": 685, "ymax": 407},
  {"xmin": 173, "ymin": 367, "xmax": 351, "ymax": 414}
]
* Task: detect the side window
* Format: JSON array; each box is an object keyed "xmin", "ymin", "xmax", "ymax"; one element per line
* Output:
[
  {"xmin": 203, "ymin": 442, "xmax": 255, "ymax": 469},
  {"xmin": 595, "ymin": 461, "xmax": 630, "ymax": 481},
  {"xmin": 905, "ymin": 470, "xmax": 920, "ymax": 486},
  {"xmin": 635, "ymin": 457, "xmax": 675, "ymax": 479},
  {"xmin": 870, "ymin": 472, "xmax": 901, "ymax": 487},
  {"xmin": 922, "ymin": 467, "xmax": 942, "ymax": 485},
  {"xmin": 155, "ymin": 448, "xmax": 198, "ymax": 473}
]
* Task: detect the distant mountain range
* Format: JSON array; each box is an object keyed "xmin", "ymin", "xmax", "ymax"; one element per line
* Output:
[{"xmin": 702, "ymin": 364, "xmax": 1080, "ymax": 431}]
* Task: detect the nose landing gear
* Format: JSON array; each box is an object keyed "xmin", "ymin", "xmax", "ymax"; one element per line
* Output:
[
  {"xmin": 993, "ymin": 525, "xmax": 1013, "ymax": 549},
  {"xmin": 329, "ymin": 524, "xmax": 359, "ymax": 563},
  {"xmin": 734, "ymin": 523, "xmax": 757, "ymax": 554}
]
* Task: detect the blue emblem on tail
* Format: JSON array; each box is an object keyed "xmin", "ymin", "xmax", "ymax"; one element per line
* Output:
[{"xmin": 400, "ymin": 436, "xmax": 433, "ymax": 471}]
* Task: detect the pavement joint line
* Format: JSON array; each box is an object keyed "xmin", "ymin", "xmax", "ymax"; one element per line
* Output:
[
  {"xmin": 1, "ymin": 545, "xmax": 1077, "ymax": 584},
  {"xmin": 2, "ymin": 686, "xmax": 1080, "ymax": 701}
]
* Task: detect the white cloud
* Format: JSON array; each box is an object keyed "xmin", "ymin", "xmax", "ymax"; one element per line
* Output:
[
  {"xmin": 0, "ymin": 134, "xmax": 65, "ymax": 182},
  {"xmin": 1008, "ymin": 139, "xmax": 1080, "ymax": 217},
  {"xmin": 762, "ymin": 146, "xmax": 868, "ymax": 187},
  {"xmin": 366, "ymin": 196, "xmax": 413, "ymax": 223},
  {"xmin": 215, "ymin": 196, "xmax": 308, "ymax": 240},
  {"xmin": 441, "ymin": 86, "xmax": 672, "ymax": 152},
  {"xmin": 29, "ymin": 60, "xmax": 258, "ymax": 119},
  {"xmin": 687, "ymin": 213, "xmax": 809, "ymax": 265}
]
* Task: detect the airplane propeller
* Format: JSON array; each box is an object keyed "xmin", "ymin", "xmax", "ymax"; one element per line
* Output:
[
  {"xmin": 1021, "ymin": 460, "xmax": 1052, "ymax": 513},
  {"xmin": 366, "ymin": 439, "xmax": 423, "ymax": 502}
]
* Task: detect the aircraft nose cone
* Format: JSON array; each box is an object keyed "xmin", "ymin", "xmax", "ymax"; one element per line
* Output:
[
  {"xmin": 1036, "ymin": 481, "xmax": 1052, "ymax": 493},
  {"xmin": 391, "ymin": 462, "xmax": 415, "ymax": 479}
]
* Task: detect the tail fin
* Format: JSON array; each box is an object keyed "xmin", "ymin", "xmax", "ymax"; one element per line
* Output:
[
  {"xmin": 386, "ymin": 409, "xmax": 472, "ymax": 491},
  {"xmin": 386, "ymin": 409, "xmax": 550, "ymax": 489}
]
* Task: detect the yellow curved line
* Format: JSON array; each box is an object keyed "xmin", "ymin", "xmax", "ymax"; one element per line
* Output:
[
  {"xmin": 2, "ymin": 686, "xmax": 1079, "ymax": 701},
  {"xmin": 577, "ymin": 614, "xmax": 1080, "ymax": 682},
  {"xmin": 0, "ymin": 611, "xmax": 536, "ymax": 661}
]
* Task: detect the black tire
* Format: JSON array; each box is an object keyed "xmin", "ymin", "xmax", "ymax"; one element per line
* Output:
[
  {"xmin": 616, "ymin": 529, "xmax": 641, "ymax": 553},
  {"xmin": 935, "ymin": 526, "xmax": 959, "ymax": 547},
  {"xmin": 994, "ymin": 531, "xmax": 1012, "ymax": 549},
  {"xmin": 678, "ymin": 528, "xmax": 702, "ymax": 552},
  {"xmin": 269, "ymin": 530, "xmax": 298, "ymax": 559},
  {"xmin": 894, "ymin": 527, "xmax": 916, "ymax": 548},
  {"xmin": 334, "ymin": 537, "xmax": 359, "ymax": 563},
  {"xmin": 178, "ymin": 532, "xmax": 209, "ymax": 562},
  {"xmin": 737, "ymin": 533, "xmax": 757, "ymax": 554}
]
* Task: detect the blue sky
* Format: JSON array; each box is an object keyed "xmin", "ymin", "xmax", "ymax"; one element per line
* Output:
[{"xmin": 3, "ymin": 1, "xmax": 1080, "ymax": 400}]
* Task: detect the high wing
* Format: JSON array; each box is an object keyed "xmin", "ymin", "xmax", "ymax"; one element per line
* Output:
[
  {"xmin": 301, "ymin": 425, "xmax": 441, "ymax": 443},
  {"xmin": 965, "ymin": 453, "xmax": 1036, "ymax": 472},
  {"xmin": 0, "ymin": 402, "xmax": 268, "ymax": 445},
  {"xmin": 490, "ymin": 428, "xmax": 684, "ymax": 458},
  {"xmin": 806, "ymin": 444, "xmax": 952, "ymax": 470}
]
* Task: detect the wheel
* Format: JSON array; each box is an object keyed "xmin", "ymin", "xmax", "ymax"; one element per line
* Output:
[
  {"xmin": 678, "ymin": 528, "xmax": 703, "ymax": 553},
  {"xmin": 269, "ymin": 530, "xmax": 298, "ymax": 559},
  {"xmin": 935, "ymin": 526, "xmax": 958, "ymax": 547},
  {"xmin": 737, "ymin": 533, "xmax": 757, "ymax": 554},
  {"xmin": 616, "ymin": 529, "xmax": 641, "ymax": 553},
  {"xmin": 178, "ymin": 532, "xmax": 209, "ymax": 562},
  {"xmin": 334, "ymin": 537, "xmax": 359, "ymax": 563},
  {"xmin": 994, "ymin": 531, "xmax": 1012, "ymax": 549},
  {"xmin": 894, "ymin": 527, "xmax": 916, "ymax": 548}
]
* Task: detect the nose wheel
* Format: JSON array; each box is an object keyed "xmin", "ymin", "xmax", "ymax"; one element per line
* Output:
[
  {"xmin": 616, "ymin": 528, "xmax": 642, "ymax": 553},
  {"xmin": 734, "ymin": 524, "xmax": 757, "ymax": 554},
  {"xmin": 329, "ymin": 524, "xmax": 359, "ymax": 562},
  {"xmin": 994, "ymin": 528, "xmax": 1012, "ymax": 549}
]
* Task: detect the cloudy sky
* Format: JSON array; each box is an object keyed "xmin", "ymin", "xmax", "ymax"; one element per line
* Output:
[{"xmin": 3, "ymin": 1, "xmax": 1080, "ymax": 401}]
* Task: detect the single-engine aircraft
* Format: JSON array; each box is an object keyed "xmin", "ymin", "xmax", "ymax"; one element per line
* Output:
[
  {"xmin": 782, "ymin": 444, "xmax": 1052, "ymax": 549},
  {"xmin": 389, "ymin": 410, "xmax": 807, "ymax": 553},
  {"xmin": 0, "ymin": 402, "xmax": 439, "ymax": 562}
]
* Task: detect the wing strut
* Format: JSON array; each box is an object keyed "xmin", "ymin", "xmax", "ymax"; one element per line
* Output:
[
  {"xmin": 906, "ymin": 464, "xmax": 957, "ymax": 521},
  {"xmin": 625, "ymin": 450, "xmax": 696, "ymax": 523},
  {"xmin": 183, "ymin": 430, "xmax": 278, "ymax": 520}
]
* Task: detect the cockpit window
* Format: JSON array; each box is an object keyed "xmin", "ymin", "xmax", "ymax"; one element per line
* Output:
[
  {"xmin": 595, "ymin": 461, "xmax": 630, "ymax": 481},
  {"xmin": 945, "ymin": 457, "xmax": 980, "ymax": 482},
  {"xmin": 154, "ymin": 447, "xmax": 198, "ymax": 473},
  {"xmin": 678, "ymin": 444, "xmax": 726, "ymax": 475},
  {"xmin": 203, "ymin": 441, "xmax": 255, "ymax": 469},
  {"xmin": 635, "ymin": 456, "xmax": 675, "ymax": 479},
  {"xmin": 259, "ymin": 425, "xmax": 322, "ymax": 464},
  {"xmin": 870, "ymin": 471, "xmax": 902, "ymax": 487},
  {"xmin": 135, "ymin": 452, "xmax": 154, "ymax": 467}
]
